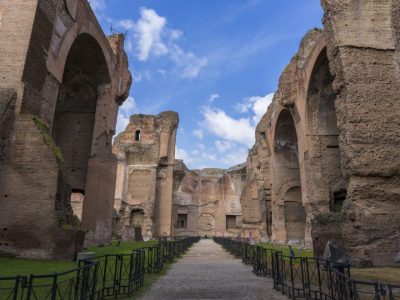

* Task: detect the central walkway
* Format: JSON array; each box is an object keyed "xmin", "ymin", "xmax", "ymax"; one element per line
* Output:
[{"xmin": 139, "ymin": 239, "xmax": 287, "ymax": 300}]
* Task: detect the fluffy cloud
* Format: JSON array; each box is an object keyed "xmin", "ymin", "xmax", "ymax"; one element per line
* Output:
[
  {"xmin": 236, "ymin": 93, "xmax": 274, "ymax": 124},
  {"xmin": 175, "ymin": 147, "xmax": 195, "ymax": 165},
  {"xmin": 169, "ymin": 45, "xmax": 208, "ymax": 79},
  {"xmin": 220, "ymin": 147, "xmax": 248, "ymax": 165},
  {"xmin": 202, "ymin": 106, "xmax": 255, "ymax": 147},
  {"xmin": 193, "ymin": 129, "xmax": 204, "ymax": 140},
  {"xmin": 208, "ymin": 93, "xmax": 220, "ymax": 103},
  {"xmin": 118, "ymin": 7, "xmax": 207, "ymax": 79},
  {"xmin": 215, "ymin": 140, "xmax": 235, "ymax": 152},
  {"xmin": 116, "ymin": 96, "xmax": 138, "ymax": 134},
  {"xmin": 134, "ymin": 8, "xmax": 167, "ymax": 61}
]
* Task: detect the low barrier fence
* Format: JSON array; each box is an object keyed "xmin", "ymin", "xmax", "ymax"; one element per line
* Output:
[
  {"xmin": 213, "ymin": 237, "xmax": 400, "ymax": 300},
  {"xmin": 0, "ymin": 237, "xmax": 199, "ymax": 300}
]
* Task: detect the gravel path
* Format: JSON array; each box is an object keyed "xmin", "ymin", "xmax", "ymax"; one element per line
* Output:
[{"xmin": 138, "ymin": 239, "xmax": 287, "ymax": 300}]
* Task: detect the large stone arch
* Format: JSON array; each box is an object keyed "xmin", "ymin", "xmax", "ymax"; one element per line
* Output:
[
  {"xmin": 0, "ymin": 0, "xmax": 131, "ymax": 259},
  {"xmin": 272, "ymin": 109, "xmax": 306, "ymax": 244},
  {"xmin": 52, "ymin": 33, "xmax": 111, "ymax": 226},
  {"xmin": 304, "ymin": 47, "xmax": 346, "ymax": 212}
]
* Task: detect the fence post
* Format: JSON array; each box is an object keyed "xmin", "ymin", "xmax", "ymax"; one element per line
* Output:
[
  {"xmin": 289, "ymin": 257, "xmax": 295, "ymax": 299},
  {"xmin": 12, "ymin": 276, "xmax": 20, "ymax": 300},
  {"xmin": 91, "ymin": 262, "xmax": 99, "ymax": 300}
]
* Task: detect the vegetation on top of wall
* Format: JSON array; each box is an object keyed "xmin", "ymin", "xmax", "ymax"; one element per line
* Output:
[{"xmin": 32, "ymin": 116, "xmax": 64, "ymax": 165}]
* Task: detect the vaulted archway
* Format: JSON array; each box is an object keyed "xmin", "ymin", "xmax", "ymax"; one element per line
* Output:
[
  {"xmin": 273, "ymin": 109, "xmax": 306, "ymax": 243},
  {"xmin": 52, "ymin": 33, "xmax": 111, "ymax": 228},
  {"xmin": 306, "ymin": 48, "xmax": 346, "ymax": 212}
]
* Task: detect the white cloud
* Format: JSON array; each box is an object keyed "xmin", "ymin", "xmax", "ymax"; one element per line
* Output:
[
  {"xmin": 157, "ymin": 69, "xmax": 166, "ymax": 75},
  {"xmin": 220, "ymin": 147, "xmax": 248, "ymax": 165},
  {"xmin": 169, "ymin": 29, "xmax": 183, "ymax": 40},
  {"xmin": 208, "ymin": 93, "xmax": 220, "ymax": 103},
  {"xmin": 169, "ymin": 45, "xmax": 208, "ymax": 79},
  {"xmin": 118, "ymin": 7, "xmax": 207, "ymax": 79},
  {"xmin": 133, "ymin": 8, "xmax": 167, "ymax": 61},
  {"xmin": 236, "ymin": 93, "xmax": 274, "ymax": 124},
  {"xmin": 175, "ymin": 147, "xmax": 194, "ymax": 164},
  {"xmin": 89, "ymin": 0, "xmax": 106, "ymax": 12},
  {"xmin": 193, "ymin": 129, "xmax": 204, "ymax": 140},
  {"xmin": 202, "ymin": 106, "xmax": 255, "ymax": 147},
  {"xmin": 132, "ymin": 71, "xmax": 142, "ymax": 82},
  {"xmin": 215, "ymin": 140, "xmax": 234, "ymax": 153},
  {"xmin": 116, "ymin": 96, "xmax": 138, "ymax": 133}
]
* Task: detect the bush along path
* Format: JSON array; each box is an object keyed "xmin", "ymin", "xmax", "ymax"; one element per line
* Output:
[
  {"xmin": 0, "ymin": 237, "xmax": 200, "ymax": 300},
  {"xmin": 214, "ymin": 237, "xmax": 400, "ymax": 300}
]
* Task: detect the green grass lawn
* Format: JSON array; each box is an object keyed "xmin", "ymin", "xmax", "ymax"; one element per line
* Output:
[
  {"xmin": 87, "ymin": 240, "xmax": 159, "ymax": 256},
  {"xmin": 351, "ymin": 267, "xmax": 400, "ymax": 285},
  {"xmin": 260, "ymin": 243, "xmax": 314, "ymax": 258},
  {"xmin": 0, "ymin": 240, "xmax": 159, "ymax": 277},
  {"xmin": 0, "ymin": 240, "xmax": 174, "ymax": 299}
]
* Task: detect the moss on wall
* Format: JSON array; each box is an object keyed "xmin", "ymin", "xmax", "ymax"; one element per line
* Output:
[{"xmin": 32, "ymin": 116, "xmax": 64, "ymax": 165}]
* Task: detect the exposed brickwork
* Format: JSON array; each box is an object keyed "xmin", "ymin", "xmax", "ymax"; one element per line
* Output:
[{"xmin": 0, "ymin": 0, "xmax": 131, "ymax": 259}]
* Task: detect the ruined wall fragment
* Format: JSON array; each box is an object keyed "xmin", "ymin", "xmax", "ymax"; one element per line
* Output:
[
  {"xmin": 173, "ymin": 160, "xmax": 245, "ymax": 238},
  {"xmin": 113, "ymin": 112, "xmax": 178, "ymax": 240}
]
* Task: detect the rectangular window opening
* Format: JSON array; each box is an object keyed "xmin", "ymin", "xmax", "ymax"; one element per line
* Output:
[
  {"xmin": 177, "ymin": 214, "xmax": 187, "ymax": 229},
  {"xmin": 226, "ymin": 215, "xmax": 237, "ymax": 230}
]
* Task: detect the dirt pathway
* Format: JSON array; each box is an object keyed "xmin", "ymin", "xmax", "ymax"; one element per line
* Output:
[{"xmin": 138, "ymin": 239, "xmax": 287, "ymax": 300}]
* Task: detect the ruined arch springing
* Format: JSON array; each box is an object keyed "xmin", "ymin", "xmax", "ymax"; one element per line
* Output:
[
  {"xmin": 52, "ymin": 33, "xmax": 110, "ymax": 198},
  {"xmin": 306, "ymin": 48, "xmax": 346, "ymax": 212}
]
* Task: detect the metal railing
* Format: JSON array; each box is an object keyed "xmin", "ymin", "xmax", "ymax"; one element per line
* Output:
[
  {"xmin": 214, "ymin": 237, "xmax": 400, "ymax": 300},
  {"xmin": 0, "ymin": 237, "xmax": 200, "ymax": 300}
]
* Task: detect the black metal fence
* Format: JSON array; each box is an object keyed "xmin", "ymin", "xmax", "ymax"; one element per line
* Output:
[
  {"xmin": 0, "ymin": 237, "xmax": 199, "ymax": 300},
  {"xmin": 214, "ymin": 237, "xmax": 400, "ymax": 300}
]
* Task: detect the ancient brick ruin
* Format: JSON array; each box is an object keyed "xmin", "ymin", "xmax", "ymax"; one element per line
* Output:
[
  {"xmin": 113, "ymin": 0, "xmax": 400, "ymax": 267},
  {"xmin": 239, "ymin": 0, "xmax": 400, "ymax": 266},
  {"xmin": 0, "ymin": 0, "xmax": 131, "ymax": 259},
  {"xmin": 112, "ymin": 112, "xmax": 179, "ymax": 240},
  {"xmin": 0, "ymin": 0, "xmax": 398, "ymax": 268},
  {"xmin": 173, "ymin": 160, "xmax": 245, "ymax": 238}
]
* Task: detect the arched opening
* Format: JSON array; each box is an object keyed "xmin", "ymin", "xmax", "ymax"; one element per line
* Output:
[
  {"xmin": 129, "ymin": 209, "xmax": 145, "ymax": 227},
  {"xmin": 274, "ymin": 109, "xmax": 305, "ymax": 243},
  {"xmin": 306, "ymin": 48, "xmax": 346, "ymax": 211},
  {"xmin": 134, "ymin": 130, "xmax": 141, "ymax": 141},
  {"xmin": 130, "ymin": 209, "xmax": 144, "ymax": 241},
  {"xmin": 284, "ymin": 187, "xmax": 306, "ymax": 244},
  {"xmin": 52, "ymin": 34, "xmax": 110, "ymax": 211}
]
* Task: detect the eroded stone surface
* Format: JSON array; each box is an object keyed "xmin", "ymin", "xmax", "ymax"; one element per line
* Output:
[{"xmin": 241, "ymin": 1, "xmax": 400, "ymax": 266}]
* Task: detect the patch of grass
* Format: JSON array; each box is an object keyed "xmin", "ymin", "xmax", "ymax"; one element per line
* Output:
[
  {"xmin": 0, "ymin": 240, "xmax": 179, "ymax": 300},
  {"xmin": 351, "ymin": 267, "xmax": 400, "ymax": 285},
  {"xmin": 0, "ymin": 257, "xmax": 76, "ymax": 277},
  {"xmin": 0, "ymin": 241, "xmax": 159, "ymax": 277},
  {"xmin": 260, "ymin": 243, "xmax": 314, "ymax": 258},
  {"xmin": 87, "ymin": 240, "xmax": 159, "ymax": 256}
]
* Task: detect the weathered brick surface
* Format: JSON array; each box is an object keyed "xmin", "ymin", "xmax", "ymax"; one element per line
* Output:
[
  {"xmin": 113, "ymin": 112, "xmax": 178, "ymax": 240},
  {"xmin": 0, "ymin": 0, "xmax": 131, "ymax": 259}
]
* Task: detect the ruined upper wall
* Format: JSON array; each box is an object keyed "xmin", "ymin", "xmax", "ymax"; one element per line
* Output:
[
  {"xmin": 113, "ymin": 111, "xmax": 179, "ymax": 240},
  {"xmin": 173, "ymin": 160, "xmax": 246, "ymax": 237}
]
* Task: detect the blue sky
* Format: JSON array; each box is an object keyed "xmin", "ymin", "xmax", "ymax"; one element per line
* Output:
[{"xmin": 90, "ymin": 0, "xmax": 323, "ymax": 169}]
